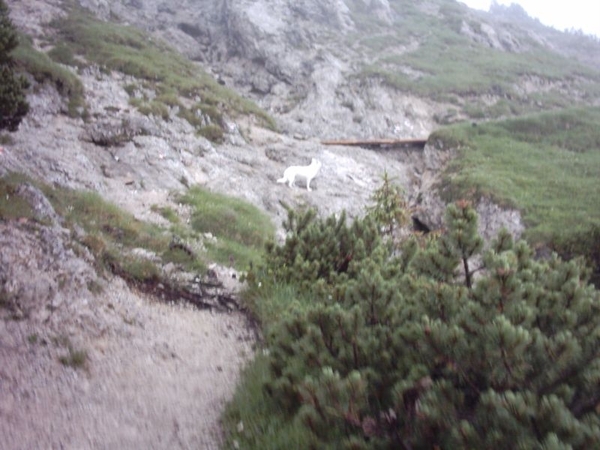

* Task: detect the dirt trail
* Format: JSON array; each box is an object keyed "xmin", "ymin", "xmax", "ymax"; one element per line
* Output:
[
  {"xmin": 1, "ymin": 273, "xmax": 253, "ymax": 450},
  {"xmin": 0, "ymin": 206, "xmax": 253, "ymax": 450}
]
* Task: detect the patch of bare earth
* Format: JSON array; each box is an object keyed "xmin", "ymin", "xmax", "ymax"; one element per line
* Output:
[{"xmin": 0, "ymin": 221, "xmax": 254, "ymax": 450}]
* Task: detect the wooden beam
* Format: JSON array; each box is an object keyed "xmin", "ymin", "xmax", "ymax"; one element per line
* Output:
[{"xmin": 321, "ymin": 138, "xmax": 428, "ymax": 147}]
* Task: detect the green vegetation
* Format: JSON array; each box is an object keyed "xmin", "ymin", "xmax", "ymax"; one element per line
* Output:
[
  {"xmin": 46, "ymin": 5, "xmax": 276, "ymax": 137},
  {"xmin": 197, "ymin": 124, "xmax": 225, "ymax": 143},
  {"xmin": 47, "ymin": 189, "xmax": 171, "ymax": 253},
  {"xmin": 1, "ymin": 174, "xmax": 274, "ymax": 288},
  {"xmin": 59, "ymin": 346, "xmax": 88, "ymax": 369},
  {"xmin": 38, "ymin": 186, "xmax": 183, "ymax": 283},
  {"xmin": 13, "ymin": 33, "xmax": 86, "ymax": 118},
  {"xmin": 151, "ymin": 205, "xmax": 180, "ymax": 224},
  {"xmin": 0, "ymin": 0, "xmax": 29, "ymax": 130},
  {"xmin": 366, "ymin": 39, "xmax": 599, "ymax": 101},
  {"xmin": 53, "ymin": 335, "xmax": 89, "ymax": 369},
  {"xmin": 129, "ymin": 98, "xmax": 170, "ymax": 121},
  {"xmin": 345, "ymin": 0, "xmax": 600, "ymax": 117},
  {"xmin": 0, "ymin": 133, "xmax": 13, "ymax": 145},
  {"xmin": 179, "ymin": 186, "xmax": 275, "ymax": 269},
  {"xmin": 49, "ymin": 184, "xmax": 272, "ymax": 274},
  {"xmin": 225, "ymin": 353, "xmax": 311, "ymax": 449},
  {"xmin": 366, "ymin": 171, "xmax": 410, "ymax": 238},
  {"xmin": 0, "ymin": 173, "xmax": 40, "ymax": 221},
  {"xmin": 225, "ymin": 199, "xmax": 600, "ymax": 449},
  {"xmin": 432, "ymin": 107, "xmax": 600, "ymax": 270}
]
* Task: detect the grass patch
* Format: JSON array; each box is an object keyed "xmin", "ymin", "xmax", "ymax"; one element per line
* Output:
[
  {"xmin": 361, "ymin": 41, "xmax": 600, "ymax": 107},
  {"xmin": 48, "ymin": 6, "xmax": 276, "ymax": 135},
  {"xmin": 151, "ymin": 205, "xmax": 180, "ymax": 224},
  {"xmin": 379, "ymin": 41, "xmax": 597, "ymax": 97},
  {"xmin": 46, "ymin": 189, "xmax": 171, "ymax": 252},
  {"xmin": 13, "ymin": 33, "xmax": 86, "ymax": 118},
  {"xmin": 177, "ymin": 103, "xmax": 225, "ymax": 132},
  {"xmin": 1, "ymin": 173, "xmax": 272, "ymax": 283},
  {"xmin": 47, "ymin": 42, "xmax": 79, "ymax": 67},
  {"xmin": 54, "ymin": 335, "xmax": 88, "ymax": 369},
  {"xmin": 43, "ymin": 181, "xmax": 273, "ymax": 274},
  {"xmin": 59, "ymin": 346, "xmax": 88, "ymax": 369},
  {"xmin": 0, "ymin": 173, "xmax": 196, "ymax": 277},
  {"xmin": 181, "ymin": 187, "xmax": 272, "ymax": 248},
  {"xmin": 203, "ymin": 238, "xmax": 260, "ymax": 271},
  {"xmin": 162, "ymin": 245, "xmax": 207, "ymax": 273},
  {"xmin": 496, "ymin": 109, "xmax": 600, "ymax": 152},
  {"xmin": 38, "ymin": 185, "xmax": 184, "ymax": 281},
  {"xmin": 105, "ymin": 251, "xmax": 161, "ymax": 284},
  {"xmin": 0, "ymin": 134, "xmax": 14, "ymax": 145},
  {"xmin": 346, "ymin": 0, "xmax": 600, "ymax": 115},
  {"xmin": 179, "ymin": 186, "xmax": 275, "ymax": 270},
  {"xmin": 222, "ymin": 281, "xmax": 322, "ymax": 447},
  {"xmin": 87, "ymin": 279, "xmax": 104, "ymax": 294},
  {"xmin": 434, "ymin": 106, "xmax": 600, "ymax": 253},
  {"xmin": 0, "ymin": 173, "xmax": 38, "ymax": 221},
  {"xmin": 197, "ymin": 124, "xmax": 224, "ymax": 143},
  {"xmin": 242, "ymin": 279, "xmax": 313, "ymax": 326},
  {"xmin": 223, "ymin": 353, "xmax": 314, "ymax": 450},
  {"xmin": 130, "ymin": 98, "xmax": 170, "ymax": 120}
]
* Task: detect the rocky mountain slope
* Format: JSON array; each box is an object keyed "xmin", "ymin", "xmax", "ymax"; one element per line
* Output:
[
  {"xmin": 1, "ymin": 0, "xmax": 599, "ymax": 448},
  {"xmin": 75, "ymin": 0, "xmax": 600, "ymax": 138}
]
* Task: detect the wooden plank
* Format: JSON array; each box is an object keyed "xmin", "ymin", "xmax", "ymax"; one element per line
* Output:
[{"xmin": 321, "ymin": 138, "xmax": 428, "ymax": 147}]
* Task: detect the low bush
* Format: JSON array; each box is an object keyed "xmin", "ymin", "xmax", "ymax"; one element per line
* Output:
[
  {"xmin": 198, "ymin": 124, "xmax": 224, "ymax": 142},
  {"xmin": 0, "ymin": 1, "xmax": 29, "ymax": 131},
  {"xmin": 433, "ymin": 106, "xmax": 600, "ymax": 278},
  {"xmin": 226, "ymin": 200, "xmax": 600, "ymax": 449}
]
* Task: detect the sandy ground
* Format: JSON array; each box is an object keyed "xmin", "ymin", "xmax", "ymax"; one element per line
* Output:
[{"xmin": 0, "ymin": 275, "xmax": 254, "ymax": 450}]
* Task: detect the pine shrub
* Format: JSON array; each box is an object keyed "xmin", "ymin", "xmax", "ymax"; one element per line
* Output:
[
  {"xmin": 366, "ymin": 170, "xmax": 410, "ymax": 239},
  {"xmin": 249, "ymin": 201, "xmax": 600, "ymax": 449},
  {"xmin": 0, "ymin": 0, "xmax": 29, "ymax": 131}
]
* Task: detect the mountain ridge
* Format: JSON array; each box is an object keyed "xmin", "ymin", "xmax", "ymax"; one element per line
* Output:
[{"xmin": 68, "ymin": 0, "xmax": 600, "ymax": 140}]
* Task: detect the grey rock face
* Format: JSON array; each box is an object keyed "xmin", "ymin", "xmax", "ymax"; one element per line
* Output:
[
  {"xmin": 0, "ymin": 220, "xmax": 96, "ymax": 322},
  {"xmin": 70, "ymin": 0, "xmax": 444, "ymax": 140},
  {"xmin": 4, "ymin": 0, "xmax": 530, "ymax": 239}
]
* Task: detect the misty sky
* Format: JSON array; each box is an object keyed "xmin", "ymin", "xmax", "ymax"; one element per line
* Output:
[{"xmin": 460, "ymin": 0, "xmax": 600, "ymax": 37}]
